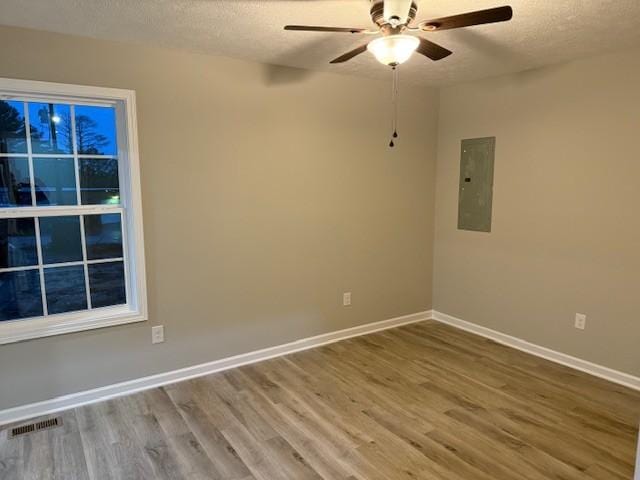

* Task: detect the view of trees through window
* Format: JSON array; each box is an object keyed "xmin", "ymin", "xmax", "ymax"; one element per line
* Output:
[
  {"xmin": 0, "ymin": 100, "xmax": 119, "ymax": 208},
  {"xmin": 0, "ymin": 98, "xmax": 127, "ymax": 321}
]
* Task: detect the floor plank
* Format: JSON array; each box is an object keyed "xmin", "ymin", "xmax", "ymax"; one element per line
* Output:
[{"xmin": 1, "ymin": 321, "xmax": 638, "ymax": 479}]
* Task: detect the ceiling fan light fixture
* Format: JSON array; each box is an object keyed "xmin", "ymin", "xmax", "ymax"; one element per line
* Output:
[{"xmin": 367, "ymin": 35, "xmax": 420, "ymax": 66}]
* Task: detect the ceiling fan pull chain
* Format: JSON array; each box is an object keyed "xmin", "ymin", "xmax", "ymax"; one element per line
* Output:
[
  {"xmin": 389, "ymin": 66, "xmax": 399, "ymax": 148},
  {"xmin": 394, "ymin": 65, "xmax": 399, "ymax": 139}
]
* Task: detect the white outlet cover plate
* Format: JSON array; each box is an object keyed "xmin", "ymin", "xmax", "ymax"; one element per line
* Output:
[
  {"xmin": 152, "ymin": 325, "xmax": 164, "ymax": 344},
  {"xmin": 343, "ymin": 293, "xmax": 352, "ymax": 306}
]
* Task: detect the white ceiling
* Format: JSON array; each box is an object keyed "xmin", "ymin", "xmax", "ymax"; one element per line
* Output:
[{"xmin": 1, "ymin": 0, "xmax": 640, "ymax": 86}]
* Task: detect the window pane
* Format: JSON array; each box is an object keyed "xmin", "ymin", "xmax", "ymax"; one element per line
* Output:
[
  {"xmin": 0, "ymin": 218, "xmax": 38, "ymax": 268},
  {"xmin": 84, "ymin": 214, "xmax": 123, "ymax": 260},
  {"xmin": 44, "ymin": 265, "xmax": 87, "ymax": 314},
  {"xmin": 28, "ymin": 102, "xmax": 72, "ymax": 154},
  {"xmin": 0, "ymin": 100, "xmax": 28, "ymax": 154},
  {"xmin": 0, "ymin": 269, "xmax": 43, "ymax": 321},
  {"xmin": 33, "ymin": 157, "xmax": 78, "ymax": 206},
  {"xmin": 0, "ymin": 157, "xmax": 31, "ymax": 207},
  {"xmin": 75, "ymin": 105, "xmax": 117, "ymax": 155},
  {"xmin": 79, "ymin": 158, "xmax": 119, "ymax": 205},
  {"xmin": 88, "ymin": 261, "xmax": 126, "ymax": 308},
  {"xmin": 39, "ymin": 216, "xmax": 83, "ymax": 264}
]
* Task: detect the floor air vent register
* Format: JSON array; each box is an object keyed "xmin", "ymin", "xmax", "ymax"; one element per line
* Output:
[{"xmin": 9, "ymin": 417, "xmax": 62, "ymax": 438}]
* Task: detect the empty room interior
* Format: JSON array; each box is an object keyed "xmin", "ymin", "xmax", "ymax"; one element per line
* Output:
[{"xmin": 0, "ymin": 0, "xmax": 639, "ymax": 478}]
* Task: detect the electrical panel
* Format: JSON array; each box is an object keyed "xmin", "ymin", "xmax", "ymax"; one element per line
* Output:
[{"xmin": 458, "ymin": 137, "xmax": 495, "ymax": 232}]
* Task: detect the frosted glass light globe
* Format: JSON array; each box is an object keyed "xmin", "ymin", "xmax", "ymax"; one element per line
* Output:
[{"xmin": 367, "ymin": 35, "xmax": 420, "ymax": 66}]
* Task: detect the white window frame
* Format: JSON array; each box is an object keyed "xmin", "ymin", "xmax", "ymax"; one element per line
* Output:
[{"xmin": 0, "ymin": 78, "xmax": 147, "ymax": 344}]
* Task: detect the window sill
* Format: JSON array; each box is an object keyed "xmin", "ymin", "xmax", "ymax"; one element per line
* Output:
[{"xmin": 0, "ymin": 307, "xmax": 147, "ymax": 345}]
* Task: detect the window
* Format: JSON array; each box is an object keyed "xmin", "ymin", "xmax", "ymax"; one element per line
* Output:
[{"xmin": 0, "ymin": 78, "xmax": 147, "ymax": 343}]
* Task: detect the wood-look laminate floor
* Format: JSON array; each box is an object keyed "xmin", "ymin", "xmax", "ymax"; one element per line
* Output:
[{"xmin": 1, "ymin": 321, "xmax": 639, "ymax": 480}]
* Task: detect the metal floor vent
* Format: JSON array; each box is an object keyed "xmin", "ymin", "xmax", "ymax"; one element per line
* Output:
[{"xmin": 10, "ymin": 417, "xmax": 62, "ymax": 438}]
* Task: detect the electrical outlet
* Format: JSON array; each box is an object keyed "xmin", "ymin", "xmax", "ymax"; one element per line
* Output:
[
  {"xmin": 574, "ymin": 313, "xmax": 586, "ymax": 330},
  {"xmin": 343, "ymin": 292, "xmax": 352, "ymax": 306},
  {"xmin": 152, "ymin": 325, "xmax": 165, "ymax": 344}
]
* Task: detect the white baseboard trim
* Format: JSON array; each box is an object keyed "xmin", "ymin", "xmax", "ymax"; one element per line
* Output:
[
  {"xmin": 5, "ymin": 308, "xmax": 636, "ymax": 426},
  {"xmin": 432, "ymin": 310, "xmax": 640, "ymax": 392},
  {"xmin": 0, "ymin": 310, "xmax": 432, "ymax": 426}
]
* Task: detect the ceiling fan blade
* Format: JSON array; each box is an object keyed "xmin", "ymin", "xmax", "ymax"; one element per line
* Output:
[
  {"xmin": 284, "ymin": 25, "xmax": 368, "ymax": 33},
  {"xmin": 416, "ymin": 37, "xmax": 452, "ymax": 61},
  {"xmin": 330, "ymin": 44, "xmax": 369, "ymax": 64},
  {"xmin": 419, "ymin": 6, "xmax": 513, "ymax": 31}
]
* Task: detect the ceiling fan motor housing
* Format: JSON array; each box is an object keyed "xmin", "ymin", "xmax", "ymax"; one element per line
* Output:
[{"xmin": 370, "ymin": 1, "xmax": 418, "ymax": 29}]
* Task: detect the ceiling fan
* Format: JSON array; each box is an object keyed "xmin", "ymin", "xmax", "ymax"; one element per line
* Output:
[{"xmin": 284, "ymin": 0, "xmax": 513, "ymax": 67}]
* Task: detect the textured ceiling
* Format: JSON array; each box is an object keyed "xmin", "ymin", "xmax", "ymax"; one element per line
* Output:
[{"xmin": 1, "ymin": 0, "xmax": 640, "ymax": 86}]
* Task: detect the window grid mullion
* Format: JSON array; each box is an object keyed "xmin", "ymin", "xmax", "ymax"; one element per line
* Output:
[
  {"xmin": 24, "ymin": 101, "xmax": 49, "ymax": 316},
  {"xmin": 33, "ymin": 217, "xmax": 48, "ymax": 316},
  {"xmin": 23, "ymin": 101, "xmax": 36, "ymax": 208},
  {"xmin": 71, "ymin": 105, "xmax": 93, "ymax": 311},
  {"xmin": 0, "ymin": 265, "xmax": 40, "ymax": 273},
  {"xmin": 0, "ymin": 257, "xmax": 124, "ymax": 274},
  {"xmin": 79, "ymin": 215, "xmax": 93, "ymax": 310},
  {"xmin": 71, "ymin": 105, "xmax": 82, "ymax": 208},
  {"xmin": 87, "ymin": 257, "xmax": 124, "ymax": 265},
  {"xmin": 119, "ymin": 210, "xmax": 131, "ymax": 306},
  {"xmin": 0, "ymin": 153, "xmax": 117, "ymax": 159}
]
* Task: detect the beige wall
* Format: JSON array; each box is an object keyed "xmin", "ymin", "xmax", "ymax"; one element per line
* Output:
[
  {"xmin": 2, "ymin": 23, "xmax": 638, "ymax": 411},
  {"xmin": 0, "ymin": 26, "xmax": 439, "ymax": 409},
  {"xmin": 433, "ymin": 47, "xmax": 640, "ymax": 376}
]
